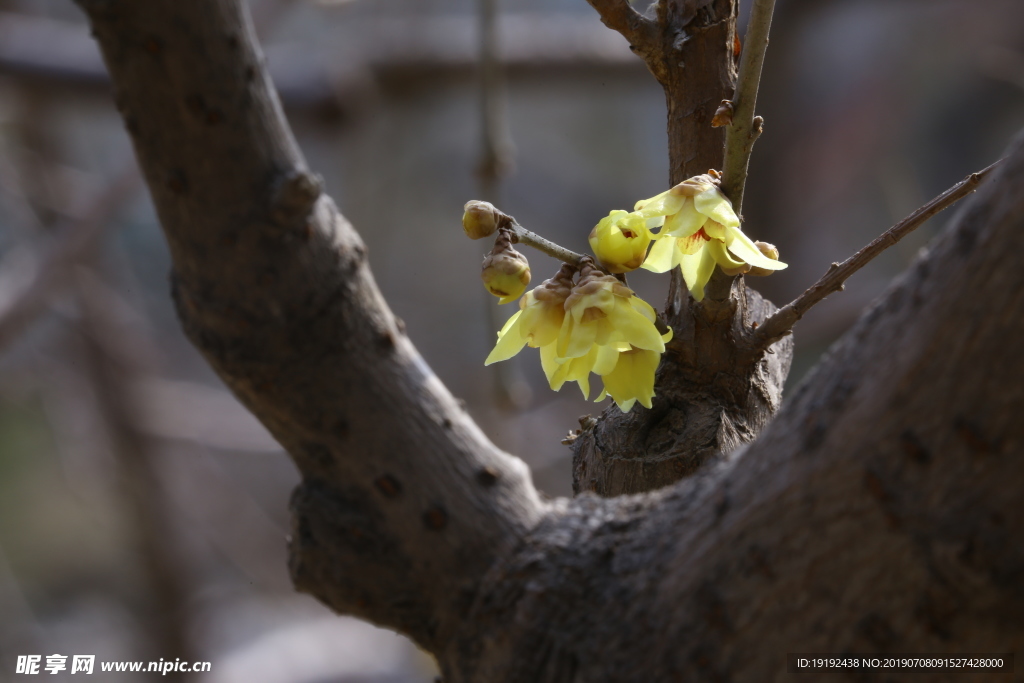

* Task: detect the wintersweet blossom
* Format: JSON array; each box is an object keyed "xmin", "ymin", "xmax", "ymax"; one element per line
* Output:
[
  {"xmin": 588, "ymin": 210, "xmax": 654, "ymax": 273},
  {"xmin": 540, "ymin": 343, "xmax": 617, "ymax": 400},
  {"xmin": 548, "ymin": 262, "xmax": 672, "ymax": 410},
  {"xmin": 486, "ymin": 260, "xmax": 671, "ymax": 412},
  {"xmin": 596, "ymin": 346, "xmax": 663, "ymax": 412},
  {"xmin": 556, "ymin": 264, "xmax": 666, "ymax": 361},
  {"xmin": 638, "ymin": 174, "xmax": 787, "ymax": 301}
]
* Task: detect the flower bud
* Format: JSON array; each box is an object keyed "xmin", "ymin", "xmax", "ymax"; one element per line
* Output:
[
  {"xmin": 482, "ymin": 235, "xmax": 531, "ymax": 303},
  {"xmin": 588, "ymin": 210, "xmax": 653, "ymax": 273},
  {"xmin": 747, "ymin": 242, "xmax": 782, "ymax": 277},
  {"xmin": 462, "ymin": 200, "xmax": 502, "ymax": 239}
]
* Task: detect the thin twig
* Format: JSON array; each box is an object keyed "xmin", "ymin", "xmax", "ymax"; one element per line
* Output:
[
  {"xmin": 479, "ymin": 205, "xmax": 609, "ymax": 273},
  {"xmin": 721, "ymin": 0, "xmax": 777, "ymax": 213},
  {"xmin": 75, "ymin": 269, "xmax": 197, "ymax": 676},
  {"xmin": 583, "ymin": 0, "xmax": 654, "ymax": 48},
  {"xmin": 477, "ymin": 0, "xmax": 512, "ymax": 193},
  {"xmin": 752, "ymin": 159, "xmax": 1005, "ymax": 349},
  {"xmin": 502, "ymin": 217, "xmax": 589, "ymax": 269},
  {"xmin": 0, "ymin": 162, "xmax": 140, "ymax": 355},
  {"xmin": 476, "ymin": 0, "xmax": 530, "ymax": 409}
]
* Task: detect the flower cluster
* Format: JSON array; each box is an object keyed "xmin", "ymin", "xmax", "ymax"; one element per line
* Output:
[
  {"xmin": 486, "ymin": 261, "xmax": 671, "ymax": 412},
  {"xmin": 466, "ymin": 172, "xmax": 786, "ymax": 413}
]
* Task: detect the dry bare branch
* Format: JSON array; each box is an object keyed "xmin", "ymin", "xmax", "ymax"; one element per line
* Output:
[
  {"xmin": 752, "ymin": 158, "xmax": 1004, "ymax": 348},
  {"xmin": 583, "ymin": 0, "xmax": 656, "ymax": 49},
  {"xmin": 0, "ymin": 162, "xmax": 139, "ymax": 355}
]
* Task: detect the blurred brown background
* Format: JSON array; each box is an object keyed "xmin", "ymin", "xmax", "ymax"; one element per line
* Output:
[{"xmin": 0, "ymin": 0, "xmax": 1021, "ymax": 680}]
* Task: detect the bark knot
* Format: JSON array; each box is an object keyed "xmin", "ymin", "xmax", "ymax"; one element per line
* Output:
[{"xmin": 272, "ymin": 169, "xmax": 324, "ymax": 223}]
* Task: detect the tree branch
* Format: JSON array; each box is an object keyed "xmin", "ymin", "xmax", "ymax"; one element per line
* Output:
[
  {"xmin": 75, "ymin": 269, "xmax": 196, "ymax": 674},
  {"xmin": 475, "ymin": 0, "xmax": 512, "ymax": 192},
  {"xmin": 0, "ymin": 162, "xmax": 139, "ymax": 355},
  {"xmin": 453, "ymin": 133, "xmax": 1024, "ymax": 683},
  {"xmin": 720, "ymin": 0, "xmax": 776, "ymax": 211},
  {"xmin": 472, "ymin": 202, "xmax": 601, "ymax": 270},
  {"xmin": 583, "ymin": 0, "xmax": 655, "ymax": 49},
  {"xmin": 504, "ymin": 219, "xmax": 589, "ymax": 269},
  {"xmin": 75, "ymin": 0, "xmax": 544, "ymax": 652},
  {"xmin": 752, "ymin": 158, "xmax": 1004, "ymax": 348},
  {"xmin": 475, "ymin": 0, "xmax": 532, "ymax": 409},
  {"xmin": 78, "ymin": 0, "xmax": 1024, "ymax": 677}
]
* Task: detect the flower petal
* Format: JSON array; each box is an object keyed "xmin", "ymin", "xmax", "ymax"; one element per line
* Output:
[
  {"xmin": 629, "ymin": 295, "xmax": 658, "ymax": 323},
  {"xmin": 540, "ymin": 342, "xmax": 562, "ymax": 388},
  {"xmin": 485, "ymin": 312, "xmax": 527, "ymax": 364},
  {"xmin": 592, "ymin": 344, "xmax": 620, "ymax": 375},
  {"xmin": 610, "ymin": 298, "xmax": 665, "ymax": 352},
  {"xmin": 646, "ymin": 216, "xmax": 666, "ymax": 231},
  {"xmin": 725, "ymin": 226, "xmax": 788, "ymax": 270},
  {"xmin": 557, "ymin": 313, "xmax": 598, "ymax": 359},
  {"xmin": 635, "ymin": 190, "xmax": 686, "ymax": 218},
  {"xmin": 707, "ymin": 237, "xmax": 746, "ymax": 270},
  {"xmin": 618, "ymin": 397, "xmax": 639, "ymax": 411},
  {"xmin": 702, "ymin": 219, "xmax": 727, "ymax": 241},
  {"xmin": 641, "ymin": 235, "xmax": 680, "ymax": 273},
  {"xmin": 600, "ymin": 350, "xmax": 656, "ymax": 412},
  {"xmin": 566, "ymin": 352, "xmax": 594, "ymax": 399},
  {"xmin": 676, "ymin": 231, "xmax": 706, "ymax": 255},
  {"xmin": 693, "ymin": 187, "xmax": 740, "ymax": 227},
  {"xmin": 576, "ymin": 371, "xmax": 591, "ymax": 400},
  {"xmin": 679, "ymin": 245, "xmax": 716, "ymax": 302},
  {"xmin": 661, "ymin": 198, "xmax": 707, "ymax": 238}
]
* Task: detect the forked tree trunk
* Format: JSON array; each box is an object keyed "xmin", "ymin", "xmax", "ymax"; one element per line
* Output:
[
  {"xmin": 573, "ymin": 0, "xmax": 794, "ymax": 496},
  {"xmin": 76, "ymin": 0, "xmax": 1024, "ymax": 680}
]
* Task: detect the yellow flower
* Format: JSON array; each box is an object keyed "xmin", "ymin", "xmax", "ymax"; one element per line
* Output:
[
  {"xmin": 638, "ymin": 174, "xmax": 787, "ymax": 302},
  {"xmin": 596, "ymin": 346, "xmax": 663, "ymax": 412},
  {"xmin": 540, "ymin": 341, "xmax": 620, "ymax": 400},
  {"xmin": 588, "ymin": 210, "xmax": 653, "ymax": 273},
  {"xmin": 486, "ymin": 260, "xmax": 672, "ymax": 413},
  {"xmin": 544, "ymin": 261, "xmax": 671, "ymax": 406},
  {"xmin": 485, "ymin": 265, "xmax": 573, "ymax": 365},
  {"xmin": 556, "ymin": 264, "xmax": 666, "ymax": 361}
]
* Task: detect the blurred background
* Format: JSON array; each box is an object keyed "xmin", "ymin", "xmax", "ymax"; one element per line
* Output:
[{"xmin": 0, "ymin": 0, "xmax": 1021, "ymax": 679}]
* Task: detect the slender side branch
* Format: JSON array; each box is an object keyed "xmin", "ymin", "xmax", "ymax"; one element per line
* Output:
[
  {"xmin": 752, "ymin": 159, "xmax": 1005, "ymax": 348},
  {"xmin": 473, "ymin": 202, "xmax": 595, "ymax": 270},
  {"xmin": 476, "ymin": 0, "xmax": 512, "ymax": 192},
  {"xmin": 505, "ymin": 220, "xmax": 587, "ymax": 269},
  {"xmin": 0, "ymin": 162, "xmax": 139, "ymax": 354},
  {"xmin": 476, "ymin": 0, "xmax": 530, "ymax": 409},
  {"xmin": 76, "ymin": 270, "xmax": 196, "ymax": 674},
  {"xmin": 720, "ymin": 0, "xmax": 776, "ymax": 212},
  {"xmin": 583, "ymin": 0, "xmax": 654, "ymax": 49}
]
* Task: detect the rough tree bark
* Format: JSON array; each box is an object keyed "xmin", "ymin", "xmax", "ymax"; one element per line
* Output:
[{"xmin": 76, "ymin": 0, "xmax": 1023, "ymax": 680}]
